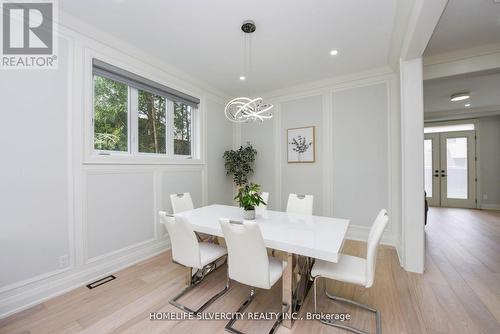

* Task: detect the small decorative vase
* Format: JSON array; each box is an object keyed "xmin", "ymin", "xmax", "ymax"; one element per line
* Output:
[{"xmin": 243, "ymin": 209, "xmax": 255, "ymax": 220}]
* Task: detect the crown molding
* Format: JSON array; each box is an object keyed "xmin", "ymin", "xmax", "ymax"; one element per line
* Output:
[
  {"xmin": 425, "ymin": 105, "xmax": 500, "ymax": 121},
  {"xmin": 423, "ymin": 43, "xmax": 500, "ymax": 81},
  {"xmin": 424, "ymin": 42, "xmax": 500, "ymax": 66},
  {"xmin": 261, "ymin": 66, "xmax": 395, "ymax": 100}
]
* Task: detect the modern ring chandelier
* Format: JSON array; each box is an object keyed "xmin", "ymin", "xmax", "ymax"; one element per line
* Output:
[{"xmin": 225, "ymin": 20, "xmax": 273, "ymax": 123}]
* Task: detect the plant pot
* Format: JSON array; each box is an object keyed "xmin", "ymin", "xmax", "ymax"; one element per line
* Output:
[{"xmin": 243, "ymin": 209, "xmax": 255, "ymax": 220}]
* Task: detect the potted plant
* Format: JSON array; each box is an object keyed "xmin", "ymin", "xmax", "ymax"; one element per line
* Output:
[
  {"xmin": 223, "ymin": 144, "xmax": 257, "ymax": 187},
  {"xmin": 234, "ymin": 183, "xmax": 266, "ymax": 220}
]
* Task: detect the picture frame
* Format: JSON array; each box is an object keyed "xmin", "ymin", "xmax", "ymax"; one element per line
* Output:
[{"xmin": 287, "ymin": 126, "xmax": 315, "ymax": 163}]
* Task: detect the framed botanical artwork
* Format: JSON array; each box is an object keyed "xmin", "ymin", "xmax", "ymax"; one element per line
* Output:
[{"xmin": 287, "ymin": 126, "xmax": 315, "ymax": 163}]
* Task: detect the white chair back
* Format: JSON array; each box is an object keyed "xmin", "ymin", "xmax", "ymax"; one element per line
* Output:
[
  {"xmin": 256, "ymin": 192, "xmax": 269, "ymax": 210},
  {"xmin": 219, "ymin": 219, "xmax": 271, "ymax": 289},
  {"xmin": 365, "ymin": 209, "xmax": 389, "ymax": 288},
  {"xmin": 159, "ymin": 211, "xmax": 201, "ymax": 269},
  {"xmin": 286, "ymin": 193, "xmax": 314, "ymax": 215},
  {"xmin": 170, "ymin": 193, "xmax": 194, "ymax": 213}
]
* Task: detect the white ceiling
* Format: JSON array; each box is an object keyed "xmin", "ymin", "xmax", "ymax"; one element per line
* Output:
[
  {"xmin": 424, "ymin": 70, "xmax": 500, "ymax": 113},
  {"xmin": 425, "ymin": 0, "xmax": 500, "ymax": 56},
  {"xmin": 61, "ymin": 0, "xmax": 399, "ymax": 96}
]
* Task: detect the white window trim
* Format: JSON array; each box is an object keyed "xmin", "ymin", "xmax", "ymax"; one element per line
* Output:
[{"xmin": 85, "ymin": 60, "xmax": 203, "ymax": 165}]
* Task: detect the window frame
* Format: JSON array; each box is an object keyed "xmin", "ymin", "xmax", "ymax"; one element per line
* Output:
[{"xmin": 86, "ymin": 57, "xmax": 202, "ymax": 165}]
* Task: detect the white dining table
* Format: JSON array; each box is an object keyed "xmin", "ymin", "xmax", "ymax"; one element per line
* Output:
[{"xmin": 175, "ymin": 204, "xmax": 350, "ymax": 328}]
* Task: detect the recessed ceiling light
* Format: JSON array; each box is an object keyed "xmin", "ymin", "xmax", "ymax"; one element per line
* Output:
[
  {"xmin": 239, "ymin": 76, "xmax": 246, "ymax": 81},
  {"xmin": 450, "ymin": 92, "xmax": 470, "ymax": 102},
  {"xmin": 329, "ymin": 49, "xmax": 339, "ymax": 56},
  {"xmin": 465, "ymin": 103, "xmax": 471, "ymax": 107}
]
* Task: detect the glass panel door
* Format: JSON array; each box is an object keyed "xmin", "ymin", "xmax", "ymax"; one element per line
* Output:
[
  {"xmin": 439, "ymin": 131, "xmax": 476, "ymax": 208},
  {"xmin": 445, "ymin": 137, "xmax": 468, "ymax": 199},
  {"xmin": 424, "ymin": 134, "xmax": 440, "ymax": 206}
]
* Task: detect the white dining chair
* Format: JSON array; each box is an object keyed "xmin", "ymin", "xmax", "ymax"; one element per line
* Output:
[
  {"xmin": 311, "ymin": 209, "xmax": 389, "ymax": 334},
  {"xmin": 158, "ymin": 211, "xmax": 229, "ymax": 314},
  {"xmin": 219, "ymin": 219, "xmax": 289, "ymax": 334},
  {"xmin": 170, "ymin": 192, "xmax": 213, "ymax": 242},
  {"xmin": 256, "ymin": 191, "xmax": 269, "ymax": 210},
  {"xmin": 286, "ymin": 193, "xmax": 314, "ymax": 215},
  {"xmin": 170, "ymin": 192, "xmax": 194, "ymax": 213}
]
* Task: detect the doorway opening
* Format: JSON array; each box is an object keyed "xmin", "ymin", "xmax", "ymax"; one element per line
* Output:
[{"xmin": 424, "ymin": 123, "xmax": 477, "ymax": 208}]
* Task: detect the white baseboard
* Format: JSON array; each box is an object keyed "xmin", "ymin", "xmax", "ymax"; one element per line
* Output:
[
  {"xmin": 346, "ymin": 225, "xmax": 403, "ymax": 268},
  {"xmin": 0, "ymin": 239, "xmax": 170, "ymax": 319},
  {"xmin": 481, "ymin": 204, "xmax": 500, "ymax": 211},
  {"xmin": 345, "ymin": 224, "xmax": 398, "ymax": 247},
  {"xmin": 395, "ymin": 240, "xmax": 404, "ymax": 268}
]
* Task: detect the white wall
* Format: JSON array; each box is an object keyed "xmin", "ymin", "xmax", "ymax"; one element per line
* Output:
[
  {"xmin": 332, "ymin": 84, "xmax": 389, "ymax": 226},
  {"xmin": 0, "ymin": 38, "xmax": 71, "ymax": 288},
  {"xmin": 0, "ymin": 15, "xmax": 232, "ymax": 317},
  {"xmin": 478, "ymin": 116, "xmax": 500, "ymax": 209},
  {"xmin": 239, "ymin": 69, "xmax": 401, "ymax": 247},
  {"xmin": 206, "ymin": 98, "xmax": 234, "ymax": 206}
]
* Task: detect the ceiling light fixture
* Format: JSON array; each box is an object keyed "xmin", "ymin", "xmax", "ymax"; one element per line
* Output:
[
  {"xmin": 450, "ymin": 92, "xmax": 470, "ymax": 102},
  {"xmin": 330, "ymin": 49, "xmax": 339, "ymax": 56},
  {"xmin": 225, "ymin": 20, "xmax": 273, "ymax": 123}
]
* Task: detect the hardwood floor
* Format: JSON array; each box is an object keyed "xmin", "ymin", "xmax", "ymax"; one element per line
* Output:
[{"xmin": 1, "ymin": 208, "xmax": 500, "ymax": 334}]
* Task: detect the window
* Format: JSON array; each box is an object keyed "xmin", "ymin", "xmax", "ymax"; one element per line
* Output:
[
  {"xmin": 173, "ymin": 102, "xmax": 192, "ymax": 156},
  {"xmin": 92, "ymin": 59, "xmax": 199, "ymax": 159},
  {"xmin": 93, "ymin": 76, "xmax": 128, "ymax": 152},
  {"xmin": 424, "ymin": 123, "xmax": 475, "ymax": 134},
  {"xmin": 138, "ymin": 90, "xmax": 166, "ymax": 154}
]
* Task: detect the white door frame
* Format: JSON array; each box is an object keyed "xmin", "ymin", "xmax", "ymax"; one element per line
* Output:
[{"xmin": 400, "ymin": 0, "xmax": 448, "ymax": 274}]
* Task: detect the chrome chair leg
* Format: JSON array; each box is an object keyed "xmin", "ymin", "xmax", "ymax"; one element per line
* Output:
[
  {"xmin": 224, "ymin": 288, "xmax": 256, "ymax": 334},
  {"xmin": 313, "ymin": 276, "xmax": 382, "ymax": 334},
  {"xmin": 225, "ymin": 288, "xmax": 289, "ymax": 334},
  {"xmin": 170, "ymin": 261, "xmax": 230, "ymax": 314},
  {"xmin": 313, "ymin": 276, "xmax": 318, "ymax": 313}
]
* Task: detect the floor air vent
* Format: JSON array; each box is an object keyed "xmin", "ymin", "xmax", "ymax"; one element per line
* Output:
[{"xmin": 86, "ymin": 275, "xmax": 116, "ymax": 289}]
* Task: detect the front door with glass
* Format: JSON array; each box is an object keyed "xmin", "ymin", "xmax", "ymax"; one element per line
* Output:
[{"xmin": 424, "ymin": 131, "xmax": 476, "ymax": 208}]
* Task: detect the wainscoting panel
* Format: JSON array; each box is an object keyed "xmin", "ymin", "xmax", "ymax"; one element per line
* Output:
[
  {"xmin": 160, "ymin": 167, "xmax": 203, "ymax": 214},
  {"xmin": 85, "ymin": 170, "xmax": 155, "ymax": 260},
  {"xmin": 332, "ymin": 83, "xmax": 389, "ymax": 227}
]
